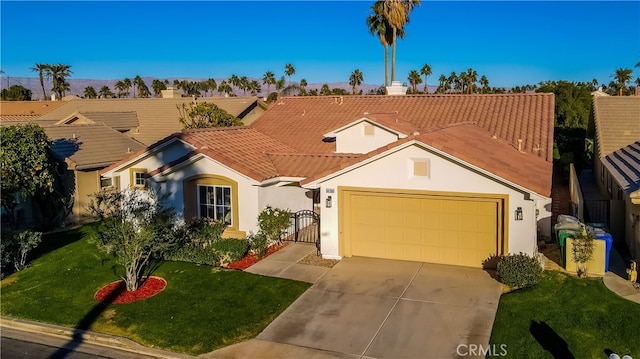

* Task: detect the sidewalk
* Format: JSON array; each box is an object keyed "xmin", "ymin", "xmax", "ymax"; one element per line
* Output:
[
  {"xmin": 0, "ymin": 316, "xmax": 196, "ymax": 359},
  {"xmin": 602, "ymin": 246, "xmax": 640, "ymax": 304}
]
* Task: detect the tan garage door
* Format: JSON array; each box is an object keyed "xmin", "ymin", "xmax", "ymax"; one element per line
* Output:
[{"xmin": 340, "ymin": 188, "xmax": 505, "ymax": 268}]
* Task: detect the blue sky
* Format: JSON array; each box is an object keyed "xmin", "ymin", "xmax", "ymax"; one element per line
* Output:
[{"xmin": 1, "ymin": 1, "xmax": 639, "ymax": 88}]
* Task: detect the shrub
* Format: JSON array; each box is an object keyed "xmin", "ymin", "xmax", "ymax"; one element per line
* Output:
[
  {"xmin": 0, "ymin": 230, "xmax": 43, "ymax": 275},
  {"xmin": 497, "ymin": 252, "xmax": 543, "ymax": 289},
  {"xmin": 212, "ymin": 238, "xmax": 249, "ymax": 267},
  {"xmin": 177, "ymin": 217, "xmax": 226, "ymax": 247},
  {"xmin": 249, "ymin": 232, "xmax": 269, "ymax": 259},
  {"xmin": 258, "ymin": 206, "xmax": 291, "ymax": 244},
  {"xmin": 164, "ymin": 245, "xmax": 217, "ymax": 266}
]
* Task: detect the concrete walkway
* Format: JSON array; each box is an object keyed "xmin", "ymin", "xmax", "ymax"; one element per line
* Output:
[
  {"xmin": 244, "ymin": 243, "xmax": 331, "ymax": 283},
  {"xmin": 603, "ymin": 245, "xmax": 640, "ymax": 304},
  {"xmin": 213, "ymin": 244, "xmax": 502, "ymax": 359}
]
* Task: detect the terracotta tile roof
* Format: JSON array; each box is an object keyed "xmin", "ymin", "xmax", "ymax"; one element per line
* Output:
[
  {"xmin": 44, "ymin": 124, "xmax": 145, "ymax": 170},
  {"xmin": 0, "ymin": 101, "xmax": 65, "ymax": 116},
  {"xmin": 266, "ymin": 153, "xmax": 361, "ymax": 179},
  {"xmin": 124, "ymin": 127, "xmax": 296, "ymax": 181},
  {"xmin": 302, "ymin": 124, "xmax": 553, "ymax": 196},
  {"xmin": 37, "ymin": 97, "xmax": 264, "ymax": 146},
  {"xmin": 251, "ymin": 94, "xmax": 555, "ymax": 161},
  {"xmin": 592, "ymin": 96, "xmax": 640, "ymax": 158},
  {"xmin": 603, "ymin": 141, "xmax": 640, "ymax": 195}
]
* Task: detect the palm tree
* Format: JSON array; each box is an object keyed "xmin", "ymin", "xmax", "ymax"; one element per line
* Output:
[
  {"xmin": 436, "ymin": 74, "xmax": 448, "ymax": 94},
  {"xmin": 31, "ymin": 63, "xmax": 49, "ymax": 100},
  {"xmin": 217, "ymin": 80, "xmax": 232, "ymax": 96},
  {"xmin": 285, "ymin": 64, "xmax": 295, "ymax": 87},
  {"xmin": 114, "ymin": 80, "xmax": 127, "ymax": 98},
  {"xmin": 83, "ymin": 86, "xmax": 97, "ymax": 99},
  {"xmin": 239, "ymin": 76, "xmax": 249, "ymax": 96},
  {"xmin": 204, "ymin": 78, "xmax": 217, "ymax": 97},
  {"xmin": 349, "ymin": 69, "xmax": 364, "ymax": 95},
  {"xmin": 299, "ymin": 79, "xmax": 308, "ymax": 96},
  {"xmin": 612, "ymin": 68, "xmax": 632, "ymax": 96},
  {"xmin": 263, "ymin": 71, "xmax": 276, "ymax": 95},
  {"xmin": 133, "ymin": 75, "xmax": 146, "ymax": 98},
  {"xmin": 99, "ymin": 85, "xmax": 114, "ymax": 99},
  {"xmin": 480, "ymin": 75, "xmax": 490, "ymax": 94},
  {"xmin": 367, "ymin": 2, "xmax": 392, "ymax": 88},
  {"xmin": 464, "ymin": 68, "xmax": 478, "ymax": 94},
  {"xmin": 249, "ymin": 80, "xmax": 262, "ymax": 96},
  {"xmin": 228, "ymin": 74, "xmax": 240, "ymax": 95},
  {"xmin": 381, "ymin": 0, "xmax": 420, "ymax": 82},
  {"xmin": 46, "ymin": 64, "xmax": 72, "ymax": 100},
  {"xmin": 151, "ymin": 79, "xmax": 167, "ymax": 97},
  {"xmin": 407, "ymin": 70, "xmax": 422, "ymax": 94},
  {"xmin": 122, "ymin": 78, "xmax": 132, "ymax": 98},
  {"xmin": 420, "ymin": 63, "xmax": 431, "ymax": 93},
  {"xmin": 448, "ymin": 72, "xmax": 458, "ymax": 94}
]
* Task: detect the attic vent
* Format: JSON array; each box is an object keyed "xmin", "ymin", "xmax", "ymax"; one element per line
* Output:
[
  {"xmin": 533, "ymin": 144, "xmax": 541, "ymax": 151},
  {"xmin": 492, "ymin": 133, "xmax": 497, "ymax": 139},
  {"xmin": 127, "ymin": 147, "xmax": 132, "ymax": 153}
]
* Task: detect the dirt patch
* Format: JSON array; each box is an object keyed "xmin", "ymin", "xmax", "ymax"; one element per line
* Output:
[
  {"xmin": 538, "ymin": 242, "xmax": 566, "ymax": 272},
  {"xmin": 297, "ymin": 253, "xmax": 339, "ymax": 268}
]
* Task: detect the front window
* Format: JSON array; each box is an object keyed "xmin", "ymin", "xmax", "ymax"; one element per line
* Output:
[
  {"xmin": 198, "ymin": 185, "xmax": 232, "ymax": 225},
  {"xmin": 133, "ymin": 171, "xmax": 146, "ymax": 187}
]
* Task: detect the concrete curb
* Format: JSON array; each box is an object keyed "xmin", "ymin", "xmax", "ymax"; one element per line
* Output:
[{"xmin": 0, "ymin": 316, "xmax": 196, "ymax": 359}]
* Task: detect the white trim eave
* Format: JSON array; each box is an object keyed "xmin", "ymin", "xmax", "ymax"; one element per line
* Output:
[
  {"xmin": 260, "ymin": 177, "xmax": 306, "ymax": 187},
  {"xmin": 303, "ymin": 139, "xmax": 550, "ymax": 199},
  {"xmin": 101, "ymin": 137, "xmax": 195, "ymax": 177},
  {"xmin": 323, "ymin": 117, "xmax": 408, "ymax": 138},
  {"xmin": 152, "ymin": 152, "xmax": 261, "ymax": 185}
]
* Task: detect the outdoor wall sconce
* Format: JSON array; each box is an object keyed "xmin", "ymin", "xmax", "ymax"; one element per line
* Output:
[
  {"xmin": 515, "ymin": 207, "xmax": 523, "ymax": 221},
  {"xmin": 326, "ymin": 195, "xmax": 332, "ymax": 208}
]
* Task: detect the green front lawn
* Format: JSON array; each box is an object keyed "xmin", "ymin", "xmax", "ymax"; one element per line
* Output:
[
  {"xmin": 0, "ymin": 225, "xmax": 311, "ymax": 355},
  {"xmin": 489, "ymin": 270, "xmax": 639, "ymax": 358}
]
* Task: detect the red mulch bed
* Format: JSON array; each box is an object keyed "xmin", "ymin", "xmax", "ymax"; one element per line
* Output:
[
  {"xmin": 95, "ymin": 276, "xmax": 167, "ymax": 304},
  {"xmin": 227, "ymin": 242, "xmax": 290, "ymax": 270}
]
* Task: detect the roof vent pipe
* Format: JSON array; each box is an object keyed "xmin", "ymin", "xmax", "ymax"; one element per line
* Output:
[{"xmin": 518, "ymin": 139, "xmax": 523, "ymax": 152}]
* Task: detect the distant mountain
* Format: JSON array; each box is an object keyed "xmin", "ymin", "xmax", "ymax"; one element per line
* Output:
[{"xmin": 1, "ymin": 76, "xmax": 439, "ymax": 100}]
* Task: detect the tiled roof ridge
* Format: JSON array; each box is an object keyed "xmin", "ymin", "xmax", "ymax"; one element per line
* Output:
[
  {"xmin": 265, "ymin": 152, "xmax": 361, "ymax": 158},
  {"xmin": 79, "ymin": 110, "xmax": 137, "ymax": 113},
  {"xmin": 181, "ymin": 125, "xmax": 254, "ymax": 134},
  {"xmin": 277, "ymin": 93, "xmax": 553, "ymax": 100}
]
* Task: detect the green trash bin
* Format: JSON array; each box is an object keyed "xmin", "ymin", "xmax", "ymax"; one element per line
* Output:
[{"xmin": 557, "ymin": 229, "xmax": 581, "ymax": 266}]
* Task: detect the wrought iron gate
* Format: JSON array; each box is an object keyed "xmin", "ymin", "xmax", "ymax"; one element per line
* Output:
[{"xmin": 284, "ymin": 210, "xmax": 320, "ymax": 254}]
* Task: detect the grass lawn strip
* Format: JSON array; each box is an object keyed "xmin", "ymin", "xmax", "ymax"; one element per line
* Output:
[
  {"xmin": 0, "ymin": 225, "xmax": 311, "ymax": 355},
  {"xmin": 489, "ymin": 270, "xmax": 639, "ymax": 358}
]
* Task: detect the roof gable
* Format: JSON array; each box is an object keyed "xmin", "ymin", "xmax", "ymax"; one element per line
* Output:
[
  {"xmin": 592, "ymin": 96, "xmax": 640, "ymax": 158},
  {"xmin": 603, "ymin": 141, "xmax": 640, "ymax": 196},
  {"xmin": 37, "ymin": 97, "xmax": 262, "ymax": 146},
  {"xmin": 251, "ymin": 94, "xmax": 555, "ymax": 161}
]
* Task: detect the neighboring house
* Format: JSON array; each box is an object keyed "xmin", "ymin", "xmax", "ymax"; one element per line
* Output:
[
  {"xmin": 102, "ymin": 90, "xmax": 555, "ymax": 269},
  {"xmin": 591, "ymin": 94, "xmax": 640, "ymax": 263},
  {"xmin": 44, "ymin": 124, "xmax": 145, "ymax": 223},
  {"xmin": 36, "ymin": 97, "xmax": 268, "ymax": 146}
]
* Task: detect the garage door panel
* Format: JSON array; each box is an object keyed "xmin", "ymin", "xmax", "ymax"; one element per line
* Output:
[{"xmin": 343, "ymin": 189, "xmax": 503, "ymax": 268}]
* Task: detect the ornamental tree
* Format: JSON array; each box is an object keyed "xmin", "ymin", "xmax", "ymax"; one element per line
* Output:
[
  {"xmin": 0, "ymin": 124, "xmax": 56, "ymax": 224},
  {"xmin": 177, "ymin": 102, "xmax": 243, "ymax": 129},
  {"xmin": 88, "ymin": 188, "xmax": 179, "ymax": 291}
]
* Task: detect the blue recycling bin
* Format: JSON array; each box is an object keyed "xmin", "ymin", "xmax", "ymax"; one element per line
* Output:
[{"xmin": 594, "ymin": 231, "xmax": 613, "ymax": 272}]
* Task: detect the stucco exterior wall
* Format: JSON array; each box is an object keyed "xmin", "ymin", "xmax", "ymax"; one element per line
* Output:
[
  {"xmin": 113, "ymin": 140, "xmax": 194, "ymax": 188},
  {"xmin": 258, "ymin": 185, "xmax": 313, "ymax": 213},
  {"xmin": 74, "ymin": 169, "xmax": 100, "ymax": 220},
  {"xmin": 335, "ymin": 122, "xmax": 399, "ymax": 154},
  {"xmin": 312, "ymin": 144, "xmax": 548, "ymax": 260},
  {"xmin": 152, "ymin": 156, "xmax": 261, "ymax": 235}
]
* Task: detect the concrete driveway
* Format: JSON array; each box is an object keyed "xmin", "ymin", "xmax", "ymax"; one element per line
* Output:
[{"xmin": 257, "ymin": 256, "xmax": 502, "ymax": 359}]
